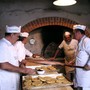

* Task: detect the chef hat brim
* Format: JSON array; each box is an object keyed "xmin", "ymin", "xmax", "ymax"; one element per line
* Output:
[
  {"xmin": 73, "ymin": 24, "xmax": 86, "ymax": 31},
  {"xmin": 6, "ymin": 25, "xmax": 21, "ymax": 33}
]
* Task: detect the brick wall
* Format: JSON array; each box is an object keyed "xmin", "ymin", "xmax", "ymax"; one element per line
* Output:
[{"xmin": 21, "ymin": 17, "xmax": 90, "ymax": 37}]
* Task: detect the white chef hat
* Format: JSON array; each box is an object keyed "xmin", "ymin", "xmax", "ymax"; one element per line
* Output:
[
  {"xmin": 20, "ymin": 32, "xmax": 29, "ymax": 37},
  {"xmin": 64, "ymin": 31, "xmax": 71, "ymax": 36},
  {"xmin": 73, "ymin": 24, "xmax": 86, "ymax": 31},
  {"xmin": 6, "ymin": 25, "xmax": 21, "ymax": 33}
]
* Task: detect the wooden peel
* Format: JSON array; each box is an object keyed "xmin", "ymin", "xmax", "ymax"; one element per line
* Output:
[
  {"xmin": 28, "ymin": 60, "xmax": 84, "ymax": 68},
  {"xmin": 27, "ymin": 60, "xmax": 64, "ymax": 65},
  {"xmin": 26, "ymin": 57, "xmax": 64, "ymax": 61},
  {"xmin": 47, "ymin": 57, "xmax": 64, "ymax": 61}
]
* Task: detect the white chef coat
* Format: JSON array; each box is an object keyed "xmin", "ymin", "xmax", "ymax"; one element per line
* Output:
[
  {"xmin": 59, "ymin": 39, "xmax": 78, "ymax": 73},
  {"xmin": 74, "ymin": 35, "xmax": 90, "ymax": 89},
  {"xmin": 14, "ymin": 41, "xmax": 33, "ymax": 62},
  {"xmin": 0, "ymin": 38, "xmax": 20, "ymax": 90}
]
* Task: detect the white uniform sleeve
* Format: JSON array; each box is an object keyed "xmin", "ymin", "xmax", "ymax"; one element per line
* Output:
[
  {"xmin": 14, "ymin": 41, "xmax": 26, "ymax": 62},
  {"xmin": 25, "ymin": 49, "xmax": 33, "ymax": 57}
]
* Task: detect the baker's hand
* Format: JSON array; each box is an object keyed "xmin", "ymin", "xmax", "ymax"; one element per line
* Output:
[
  {"xmin": 83, "ymin": 65, "xmax": 90, "ymax": 70},
  {"xmin": 23, "ymin": 68, "xmax": 36, "ymax": 75},
  {"xmin": 32, "ymin": 54, "xmax": 41, "ymax": 58},
  {"xmin": 68, "ymin": 59, "xmax": 75, "ymax": 65}
]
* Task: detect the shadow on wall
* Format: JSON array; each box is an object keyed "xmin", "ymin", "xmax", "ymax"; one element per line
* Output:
[{"xmin": 42, "ymin": 42, "xmax": 65, "ymax": 58}]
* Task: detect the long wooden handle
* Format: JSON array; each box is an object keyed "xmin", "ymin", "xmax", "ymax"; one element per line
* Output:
[
  {"xmin": 28, "ymin": 60, "xmax": 64, "ymax": 65},
  {"xmin": 27, "ymin": 60, "xmax": 84, "ymax": 68},
  {"xmin": 64, "ymin": 64, "xmax": 84, "ymax": 68},
  {"xmin": 47, "ymin": 58, "xmax": 65, "ymax": 61}
]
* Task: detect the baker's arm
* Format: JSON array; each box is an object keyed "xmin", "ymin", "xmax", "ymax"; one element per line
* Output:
[
  {"xmin": 48, "ymin": 48, "xmax": 61, "ymax": 60},
  {"xmin": 0, "ymin": 62, "xmax": 35, "ymax": 74}
]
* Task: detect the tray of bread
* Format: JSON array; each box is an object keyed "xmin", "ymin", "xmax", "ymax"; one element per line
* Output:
[
  {"xmin": 22, "ymin": 73, "xmax": 73, "ymax": 90},
  {"xmin": 26, "ymin": 65, "xmax": 57, "ymax": 74}
]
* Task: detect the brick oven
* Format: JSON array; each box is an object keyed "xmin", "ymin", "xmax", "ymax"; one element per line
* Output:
[{"xmin": 21, "ymin": 17, "xmax": 90, "ymax": 58}]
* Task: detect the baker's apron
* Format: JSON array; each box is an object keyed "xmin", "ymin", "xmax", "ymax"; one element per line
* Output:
[
  {"xmin": 65, "ymin": 59, "xmax": 75, "ymax": 73},
  {"xmin": 64, "ymin": 48, "xmax": 75, "ymax": 74}
]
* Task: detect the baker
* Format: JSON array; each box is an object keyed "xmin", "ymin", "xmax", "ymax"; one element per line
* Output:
[
  {"xmin": 51, "ymin": 31, "xmax": 78, "ymax": 81},
  {"xmin": 0, "ymin": 25, "xmax": 35, "ymax": 90},
  {"xmin": 73, "ymin": 24, "xmax": 90, "ymax": 90}
]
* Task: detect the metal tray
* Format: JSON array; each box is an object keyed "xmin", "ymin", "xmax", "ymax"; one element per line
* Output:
[{"xmin": 22, "ymin": 73, "xmax": 73, "ymax": 90}]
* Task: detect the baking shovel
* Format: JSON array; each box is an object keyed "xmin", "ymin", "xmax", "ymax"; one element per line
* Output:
[{"xmin": 29, "ymin": 60, "xmax": 84, "ymax": 68}]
